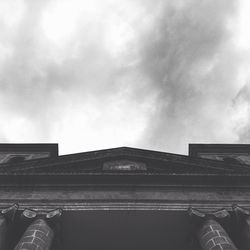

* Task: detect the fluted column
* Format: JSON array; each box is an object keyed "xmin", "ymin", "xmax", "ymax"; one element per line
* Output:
[
  {"xmin": 15, "ymin": 208, "xmax": 62, "ymax": 250},
  {"xmin": 0, "ymin": 204, "xmax": 18, "ymax": 250},
  {"xmin": 233, "ymin": 205, "xmax": 250, "ymax": 250},
  {"xmin": 189, "ymin": 208, "xmax": 237, "ymax": 250}
]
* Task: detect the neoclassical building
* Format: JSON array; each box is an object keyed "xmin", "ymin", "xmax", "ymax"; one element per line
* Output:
[{"xmin": 0, "ymin": 143, "xmax": 250, "ymax": 250}]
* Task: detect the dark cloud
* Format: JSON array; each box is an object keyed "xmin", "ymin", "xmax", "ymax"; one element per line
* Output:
[{"xmin": 134, "ymin": 0, "xmax": 242, "ymax": 153}]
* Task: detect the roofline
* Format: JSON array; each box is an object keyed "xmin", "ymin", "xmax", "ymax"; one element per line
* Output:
[
  {"xmin": 189, "ymin": 144, "xmax": 250, "ymax": 156},
  {"xmin": 0, "ymin": 146, "xmax": 249, "ymax": 174}
]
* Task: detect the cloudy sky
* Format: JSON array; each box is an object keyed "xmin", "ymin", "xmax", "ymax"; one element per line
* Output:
[{"xmin": 0, "ymin": 0, "xmax": 250, "ymax": 155}]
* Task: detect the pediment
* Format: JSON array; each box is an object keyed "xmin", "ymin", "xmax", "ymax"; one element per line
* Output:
[{"xmin": 0, "ymin": 147, "xmax": 249, "ymax": 176}]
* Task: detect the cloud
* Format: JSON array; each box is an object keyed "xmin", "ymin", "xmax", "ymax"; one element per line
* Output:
[
  {"xmin": 134, "ymin": 0, "xmax": 250, "ymax": 153},
  {"xmin": 232, "ymin": 82, "xmax": 250, "ymax": 143},
  {"xmin": 0, "ymin": 0, "xmax": 156, "ymax": 153},
  {"xmin": 0, "ymin": 0, "xmax": 249, "ymax": 154}
]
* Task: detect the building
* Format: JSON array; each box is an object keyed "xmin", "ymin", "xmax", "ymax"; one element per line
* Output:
[{"xmin": 0, "ymin": 143, "xmax": 250, "ymax": 250}]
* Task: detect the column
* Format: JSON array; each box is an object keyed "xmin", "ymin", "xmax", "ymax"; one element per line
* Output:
[
  {"xmin": 233, "ymin": 205, "xmax": 250, "ymax": 250},
  {"xmin": 0, "ymin": 204, "xmax": 18, "ymax": 250},
  {"xmin": 189, "ymin": 207, "xmax": 237, "ymax": 250},
  {"xmin": 10, "ymin": 209, "xmax": 38, "ymax": 250},
  {"xmin": 15, "ymin": 208, "xmax": 62, "ymax": 250}
]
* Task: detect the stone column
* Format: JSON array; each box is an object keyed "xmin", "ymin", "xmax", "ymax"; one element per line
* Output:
[
  {"xmin": 189, "ymin": 208, "xmax": 237, "ymax": 250},
  {"xmin": 233, "ymin": 205, "xmax": 250, "ymax": 250},
  {"xmin": 15, "ymin": 208, "xmax": 62, "ymax": 250},
  {"xmin": 0, "ymin": 204, "xmax": 18, "ymax": 250}
]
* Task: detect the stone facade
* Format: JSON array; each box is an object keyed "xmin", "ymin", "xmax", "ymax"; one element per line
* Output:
[{"xmin": 0, "ymin": 144, "xmax": 250, "ymax": 250}]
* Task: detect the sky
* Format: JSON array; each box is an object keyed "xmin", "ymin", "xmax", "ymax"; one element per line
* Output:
[{"xmin": 0, "ymin": 0, "xmax": 250, "ymax": 155}]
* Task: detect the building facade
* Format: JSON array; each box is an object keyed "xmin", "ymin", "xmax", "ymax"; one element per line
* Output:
[{"xmin": 0, "ymin": 143, "xmax": 250, "ymax": 250}]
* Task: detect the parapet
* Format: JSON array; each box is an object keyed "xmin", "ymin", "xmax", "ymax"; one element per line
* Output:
[
  {"xmin": 0, "ymin": 143, "xmax": 58, "ymax": 164},
  {"xmin": 189, "ymin": 144, "xmax": 250, "ymax": 165}
]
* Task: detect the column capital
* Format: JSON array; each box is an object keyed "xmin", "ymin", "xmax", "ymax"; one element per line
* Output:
[
  {"xmin": 1, "ymin": 204, "xmax": 18, "ymax": 223},
  {"xmin": 188, "ymin": 207, "xmax": 231, "ymax": 227}
]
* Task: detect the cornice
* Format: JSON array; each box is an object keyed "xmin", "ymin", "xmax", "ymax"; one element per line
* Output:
[
  {"xmin": 0, "ymin": 172, "xmax": 250, "ymax": 188},
  {"xmin": 0, "ymin": 201, "xmax": 250, "ymax": 211}
]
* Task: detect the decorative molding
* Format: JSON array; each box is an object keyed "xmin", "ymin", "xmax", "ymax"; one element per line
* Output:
[
  {"xmin": 0, "ymin": 152, "xmax": 50, "ymax": 164},
  {"xmin": 1, "ymin": 201, "xmax": 250, "ymax": 211},
  {"xmin": 103, "ymin": 160, "xmax": 147, "ymax": 171}
]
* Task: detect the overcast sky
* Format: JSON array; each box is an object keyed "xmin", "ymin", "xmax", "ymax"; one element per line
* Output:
[{"xmin": 0, "ymin": 0, "xmax": 250, "ymax": 155}]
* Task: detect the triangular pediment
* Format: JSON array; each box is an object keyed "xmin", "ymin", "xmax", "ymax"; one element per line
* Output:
[{"xmin": 0, "ymin": 147, "xmax": 249, "ymax": 175}]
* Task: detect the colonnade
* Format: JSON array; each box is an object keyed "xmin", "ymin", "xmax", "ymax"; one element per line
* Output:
[
  {"xmin": 0, "ymin": 204, "xmax": 62, "ymax": 250},
  {"xmin": 1, "ymin": 204, "xmax": 250, "ymax": 250}
]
